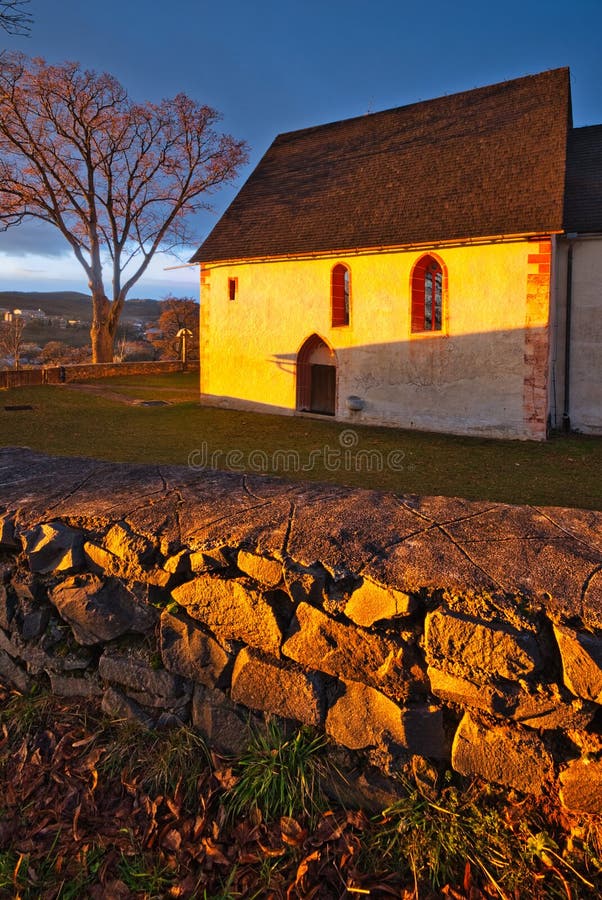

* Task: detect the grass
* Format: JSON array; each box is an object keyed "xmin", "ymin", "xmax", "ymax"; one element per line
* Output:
[
  {"xmin": 0, "ymin": 371, "xmax": 600, "ymax": 508},
  {"xmin": 223, "ymin": 720, "xmax": 330, "ymax": 823},
  {"xmin": 116, "ymin": 853, "xmax": 173, "ymax": 896},
  {"xmin": 359, "ymin": 775, "xmax": 599, "ymax": 897},
  {"xmin": 97, "ymin": 721, "xmax": 212, "ymax": 811},
  {"xmin": 1, "ymin": 685, "xmax": 601, "ymax": 898},
  {"xmin": 0, "ymin": 686, "xmax": 57, "ymax": 747}
]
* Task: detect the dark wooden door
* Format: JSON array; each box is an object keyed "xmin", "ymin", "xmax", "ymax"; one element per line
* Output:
[{"xmin": 310, "ymin": 364, "xmax": 336, "ymax": 415}]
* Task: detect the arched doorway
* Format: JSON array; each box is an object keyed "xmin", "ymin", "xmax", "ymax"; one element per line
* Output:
[{"xmin": 296, "ymin": 334, "xmax": 337, "ymax": 416}]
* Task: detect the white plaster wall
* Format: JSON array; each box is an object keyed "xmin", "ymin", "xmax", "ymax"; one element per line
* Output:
[{"xmin": 565, "ymin": 238, "xmax": 602, "ymax": 434}]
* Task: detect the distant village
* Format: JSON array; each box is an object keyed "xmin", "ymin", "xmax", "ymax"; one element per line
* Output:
[
  {"xmin": 0, "ymin": 290, "xmax": 199, "ymax": 371},
  {"xmin": 1, "ymin": 304, "xmax": 88, "ymax": 329},
  {"xmin": 0, "ymin": 296, "xmax": 179, "ymax": 370}
]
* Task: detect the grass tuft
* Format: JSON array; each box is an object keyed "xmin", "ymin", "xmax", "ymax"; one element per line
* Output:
[
  {"xmin": 117, "ymin": 852, "xmax": 173, "ymax": 896},
  {"xmin": 0, "ymin": 686, "xmax": 56, "ymax": 751},
  {"xmin": 98, "ymin": 720, "xmax": 212, "ymax": 811},
  {"xmin": 224, "ymin": 720, "xmax": 329, "ymax": 823},
  {"xmin": 360, "ymin": 774, "xmax": 597, "ymax": 898}
]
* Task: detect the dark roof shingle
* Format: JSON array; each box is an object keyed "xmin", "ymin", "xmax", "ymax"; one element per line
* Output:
[
  {"xmin": 564, "ymin": 124, "xmax": 602, "ymax": 233},
  {"xmin": 192, "ymin": 68, "xmax": 571, "ymax": 263}
]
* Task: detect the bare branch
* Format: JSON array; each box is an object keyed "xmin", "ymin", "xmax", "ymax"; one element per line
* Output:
[
  {"xmin": 0, "ymin": 52, "xmax": 248, "ymax": 361},
  {"xmin": 0, "ymin": 0, "xmax": 31, "ymax": 36}
]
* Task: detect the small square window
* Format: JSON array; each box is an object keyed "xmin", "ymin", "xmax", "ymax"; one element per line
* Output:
[{"xmin": 228, "ymin": 277, "xmax": 238, "ymax": 301}]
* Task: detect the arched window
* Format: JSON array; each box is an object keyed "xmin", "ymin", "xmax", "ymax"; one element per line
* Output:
[
  {"xmin": 411, "ymin": 255, "xmax": 444, "ymax": 333},
  {"xmin": 331, "ymin": 263, "xmax": 350, "ymax": 327}
]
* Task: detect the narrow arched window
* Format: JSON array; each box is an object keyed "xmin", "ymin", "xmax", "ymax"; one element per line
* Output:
[
  {"xmin": 331, "ymin": 264, "xmax": 350, "ymax": 327},
  {"xmin": 411, "ymin": 255, "xmax": 443, "ymax": 333}
]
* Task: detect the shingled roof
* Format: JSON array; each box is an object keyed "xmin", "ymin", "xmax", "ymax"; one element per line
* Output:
[
  {"xmin": 564, "ymin": 124, "xmax": 602, "ymax": 233},
  {"xmin": 191, "ymin": 68, "xmax": 571, "ymax": 264}
]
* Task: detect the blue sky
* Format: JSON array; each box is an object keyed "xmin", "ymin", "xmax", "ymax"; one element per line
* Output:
[{"xmin": 1, "ymin": 0, "xmax": 602, "ymax": 300}]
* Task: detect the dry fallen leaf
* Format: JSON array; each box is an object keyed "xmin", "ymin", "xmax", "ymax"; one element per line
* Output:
[{"xmin": 280, "ymin": 816, "xmax": 308, "ymax": 847}]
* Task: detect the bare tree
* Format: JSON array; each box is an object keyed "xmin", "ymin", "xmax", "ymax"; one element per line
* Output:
[
  {"xmin": 0, "ymin": 0, "xmax": 31, "ymax": 35},
  {"xmin": 149, "ymin": 296, "xmax": 199, "ymax": 361},
  {"xmin": 0, "ymin": 53, "xmax": 248, "ymax": 362},
  {"xmin": 0, "ymin": 314, "xmax": 26, "ymax": 369}
]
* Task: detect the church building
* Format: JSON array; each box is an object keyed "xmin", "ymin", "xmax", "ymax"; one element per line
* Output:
[{"xmin": 191, "ymin": 68, "xmax": 602, "ymax": 440}]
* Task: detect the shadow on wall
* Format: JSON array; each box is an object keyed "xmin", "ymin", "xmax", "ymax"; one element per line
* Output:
[{"xmin": 204, "ymin": 326, "xmax": 551, "ymax": 440}]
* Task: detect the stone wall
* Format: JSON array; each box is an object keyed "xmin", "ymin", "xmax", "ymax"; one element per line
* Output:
[
  {"xmin": 0, "ymin": 360, "xmax": 196, "ymax": 389},
  {"xmin": 1, "ymin": 448, "xmax": 601, "ymax": 815}
]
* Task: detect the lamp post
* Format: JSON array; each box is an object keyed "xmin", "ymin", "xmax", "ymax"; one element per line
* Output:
[{"xmin": 176, "ymin": 327, "xmax": 193, "ymax": 369}]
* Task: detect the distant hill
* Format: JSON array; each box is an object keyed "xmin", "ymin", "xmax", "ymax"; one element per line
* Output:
[{"xmin": 0, "ymin": 291, "xmax": 162, "ymax": 323}]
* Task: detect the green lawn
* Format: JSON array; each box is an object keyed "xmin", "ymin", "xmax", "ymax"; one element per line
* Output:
[{"xmin": 1, "ymin": 371, "xmax": 600, "ymax": 509}]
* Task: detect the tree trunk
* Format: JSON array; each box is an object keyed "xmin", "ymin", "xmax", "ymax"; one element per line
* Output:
[
  {"xmin": 91, "ymin": 324, "xmax": 116, "ymax": 363},
  {"xmin": 90, "ymin": 293, "xmax": 116, "ymax": 363}
]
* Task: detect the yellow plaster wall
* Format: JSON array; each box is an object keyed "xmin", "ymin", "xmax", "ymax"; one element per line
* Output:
[{"xmin": 200, "ymin": 241, "xmax": 550, "ymax": 439}]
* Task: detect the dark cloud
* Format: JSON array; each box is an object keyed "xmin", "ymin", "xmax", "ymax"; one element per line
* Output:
[{"xmin": 0, "ymin": 220, "xmax": 71, "ymax": 258}]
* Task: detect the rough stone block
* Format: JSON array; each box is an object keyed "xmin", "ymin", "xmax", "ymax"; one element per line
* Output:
[
  {"xmin": 172, "ymin": 575, "xmax": 288, "ymax": 656},
  {"xmin": 554, "ymin": 623, "xmax": 602, "ymax": 703},
  {"xmin": 160, "ymin": 608, "xmax": 232, "ymax": 688},
  {"xmin": 144, "ymin": 567, "xmax": 172, "ymax": 589},
  {"xmin": 510, "ymin": 685, "xmax": 596, "ymax": 731},
  {"xmin": 231, "ymin": 646, "xmax": 323, "ymax": 726},
  {"xmin": 50, "ymin": 574, "xmax": 156, "ymax": 645},
  {"xmin": 0, "ymin": 627, "xmax": 20, "ymax": 659},
  {"xmin": 0, "ymin": 627, "xmax": 62, "ymax": 675},
  {"xmin": 283, "ymin": 558, "xmax": 326, "ymax": 606},
  {"xmin": 236, "ymin": 550, "xmax": 283, "ymax": 587},
  {"xmin": 429, "ymin": 664, "xmax": 595, "ymax": 730},
  {"xmin": 83, "ymin": 542, "xmax": 121, "ymax": 576},
  {"xmin": 18, "ymin": 599, "xmax": 50, "ymax": 642},
  {"xmin": 61, "ymin": 650, "xmax": 93, "ymax": 671},
  {"xmin": 98, "ymin": 651, "xmax": 190, "ymax": 702},
  {"xmin": 103, "ymin": 688, "xmax": 186, "ymax": 730},
  {"xmin": 163, "ymin": 550, "xmax": 191, "ymax": 576},
  {"xmin": 0, "ymin": 584, "xmax": 16, "ymax": 631},
  {"xmin": 101, "ymin": 686, "xmax": 154, "ymax": 728},
  {"xmin": 344, "ymin": 577, "xmax": 415, "ymax": 627},
  {"xmin": 451, "ymin": 712, "xmax": 553, "ymax": 795},
  {"xmin": 49, "ymin": 672, "xmax": 102, "ymax": 698},
  {"xmin": 26, "ymin": 644, "xmax": 69, "ymax": 675},
  {"xmin": 23, "ymin": 522, "xmax": 84, "ymax": 575},
  {"xmin": 192, "ymin": 683, "xmax": 251, "ymax": 756},
  {"xmin": 0, "ymin": 513, "xmax": 18, "ymax": 550},
  {"xmin": 10, "ymin": 578, "xmax": 36, "ymax": 605},
  {"xmin": 0, "ymin": 648, "xmax": 30, "ymax": 692},
  {"xmin": 282, "ymin": 602, "xmax": 422, "ymax": 702},
  {"xmin": 124, "ymin": 689, "xmax": 190, "ymax": 715},
  {"xmin": 104, "ymin": 522, "xmax": 154, "ymax": 565},
  {"xmin": 427, "ymin": 666, "xmax": 508, "ymax": 714},
  {"xmin": 559, "ymin": 759, "xmax": 602, "ymax": 816},
  {"xmin": 425, "ymin": 609, "xmax": 543, "ymax": 681},
  {"xmin": 583, "ymin": 569, "xmax": 602, "ymax": 630},
  {"xmin": 326, "ymin": 679, "xmax": 446, "ymax": 757},
  {"xmin": 190, "ymin": 546, "xmax": 232, "ymax": 573}
]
